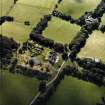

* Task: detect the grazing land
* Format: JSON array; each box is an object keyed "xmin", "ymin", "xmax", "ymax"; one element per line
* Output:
[
  {"xmin": 78, "ymin": 31, "xmax": 105, "ymax": 62},
  {"xmin": 47, "ymin": 76, "xmax": 105, "ymax": 105},
  {"xmin": 0, "ymin": 0, "xmax": 105, "ymax": 105}
]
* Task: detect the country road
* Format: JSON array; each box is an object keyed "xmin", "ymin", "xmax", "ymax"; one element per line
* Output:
[{"xmin": 29, "ymin": 61, "xmax": 66, "ymax": 105}]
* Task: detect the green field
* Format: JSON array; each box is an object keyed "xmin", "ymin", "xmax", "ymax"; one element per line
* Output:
[
  {"xmin": 0, "ymin": 0, "xmax": 105, "ymax": 105},
  {"xmin": 47, "ymin": 76, "xmax": 105, "ymax": 105},
  {"xmin": 0, "ymin": 0, "xmax": 53, "ymax": 43},
  {"xmin": 8, "ymin": 3, "xmax": 50, "ymax": 26},
  {"xmin": 0, "ymin": 71, "xmax": 39, "ymax": 105},
  {"xmin": 78, "ymin": 31, "xmax": 105, "ymax": 62},
  {"xmin": 17, "ymin": 0, "xmax": 58, "ymax": 10},
  {"xmin": 0, "ymin": 22, "xmax": 31, "ymax": 43},
  {"xmin": 57, "ymin": 0, "xmax": 101, "ymax": 18},
  {"xmin": 0, "ymin": 0, "xmax": 52, "ymax": 105},
  {"xmin": 0, "ymin": 0, "xmax": 14, "ymax": 16},
  {"xmin": 44, "ymin": 17, "xmax": 80, "ymax": 44}
]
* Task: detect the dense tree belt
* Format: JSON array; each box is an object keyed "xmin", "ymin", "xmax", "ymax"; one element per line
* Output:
[
  {"xmin": 30, "ymin": 33, "xmax": 67, "ymax": 53},
  {"xmin": 29, "ymin": 13, "xmax": 68, "ymax": 53},
  {"xmin": 29, "ymin": 1, "xmax": 68, "ymax": 55},
  {"xmin": 0, "ymin": 35, "xmax": 19, "ymax": 69},
  {"xmin": 31, "ymin": 64, "xmax": 65, "ymax": 105},
  {"xmin": 31, "ymin": 80, "xmax": 62, "ymax": 105},
  {"xmin": 76, "ymin": 0, "xmax": 105, "ymax": 26},
  {"xmin": 30, "ymin": 0, "xmax": 105, "ymax": 60},
  {"xmin": 0, "ymin": 16, "xmax": 14, "ymax": 25},
  {"xmin": 9, "ymin": 65, "xmax": 50, "ymax": 80},
  {"xmin": 76, "ymin": 58, "xmax": 105, "ymax": 71},
  {"xmin": 52, "ymin": 10, "xmax": 76, "ymax": 24},
  {"xmin": 93, "ymin": 0, "xmax": 105, "ymax": 18},
  {"xmin": 69, "ymin": 0, "xmax": 105, "ymax": 61},
  {"xmin": 29, "ymin": 0, "xmax": 105, "ymax": 62},
  {"xmin": 75, "ymin": 58, "xmax": 105, "ymax": 80},
  {"xmin": 52, "ymin": 10, "xmax": 97, "ymax": 26},
  {"xmin": 52, "ymin": 0, "xmax": 105, "ymax": 27},
  {"xmin": 63, "ymin": 65, "xmax": 105, "ymax": 86},
  {"xmin": 69, "ymin": 17, "xmax": 100, "ymax": 60},
  {"xmin": 31, "ymin": 15, "xmax": 52, "ymax": 35},
  {"xmin": 30, "ymin": 64, "xmax": 105, "ymax": 105},
  {"xmin": 30, "ymin": 15, "xmax": 68, "ymax": 54},
  {"xmin": 29, "ymin": 1, "xmax": 105, "ymax": 105}
]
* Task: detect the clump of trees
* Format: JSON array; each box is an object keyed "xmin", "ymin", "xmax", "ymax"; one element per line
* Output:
[
  {"xmin": 0, "ymin": 16, "xmax": 14, "ymax": 25},
  {"xmin": 19, "ymin": 40, "xmax": 44, "ymax": 56},
  {"xmin": 0, "ymin": 35, "xmax": 19, "ymax": 69},
  {"xmin": 68, "ymin": 0, "xmax": 105, "ymax": 61},
  {"xmin": 62, "ymin": 52, "xmax": 68, "ymax": 61}
]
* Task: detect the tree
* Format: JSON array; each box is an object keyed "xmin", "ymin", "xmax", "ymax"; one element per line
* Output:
[
  {"xmin": 39, "ymin": 81, "xmax": 46, "ymax": 93},
  {"xmin": 62, "ymin": 52, "xmax": 68, "ymax": 61}
]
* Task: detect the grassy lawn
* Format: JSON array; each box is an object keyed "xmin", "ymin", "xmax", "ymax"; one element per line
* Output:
[
  {"xmin": 0, "ymin": 71, "xmax": 39, "ymax": 105},
  {"xmin": 78, "ymin": 31, "xmax": 105, "ymax": 62},
  {"xmin": 57, "ymin": 0, "xmax": 101, "ymax": 18},
  {"xmin": 47, "ymin": 76, "xmax": 105, "ymax": 105},
  {"xmin": 43, "ymin": 17, "xmax": 80, "ymax": 44}
]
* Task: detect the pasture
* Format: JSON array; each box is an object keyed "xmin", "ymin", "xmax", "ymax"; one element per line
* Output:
[
  {"xmin": 57, "ymin": 0, "xmax": 101, "ymax": 18},
  {"xmin": 0, "ymin": 71, "xmax": 39, "ymax": 105},
  {"xmin": 47, "ymin": 76, "xmax": 105, "ymax": 105},
  {"xmin": 0, "ymin": 0, "xmax": 14, "ymax": 16},
  {"xmin": 78, "ymin": 31, "xmax": 105, "ymax": 62},
  {"xmin": 43, "ymin": 17, "xmax": 80, "ymax": 44},
  {"xmin": 0, "ymin": 0, "xmax": 105, "ymax": 105}
]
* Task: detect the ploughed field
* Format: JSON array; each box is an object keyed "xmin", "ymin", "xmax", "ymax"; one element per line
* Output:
[{"xmin": 0, "ymin": 0, "xmax": 105, "ymax": 105}]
